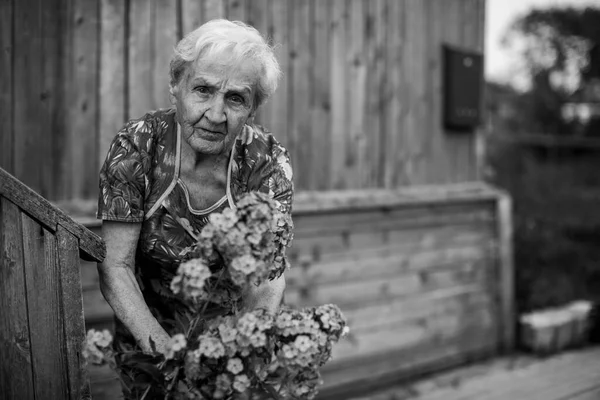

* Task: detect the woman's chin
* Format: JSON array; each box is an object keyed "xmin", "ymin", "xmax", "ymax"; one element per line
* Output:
[{"xmin": 187, "ymin": 136, "xmax": 228, "ymax": 156}]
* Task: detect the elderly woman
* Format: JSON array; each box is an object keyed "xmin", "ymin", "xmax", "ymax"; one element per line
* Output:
[{"xmin": 97, "ymin": 19, "xmax": 293, "ymax": 396}]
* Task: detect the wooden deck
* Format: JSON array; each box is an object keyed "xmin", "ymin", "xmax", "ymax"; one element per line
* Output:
[
  {"xmin": 89, "ymin": 346, "xmax": 600, "ymax": 400},
  {"xmin": 348, "ymin": 346, "xmax": 600, "ymax": 400}
]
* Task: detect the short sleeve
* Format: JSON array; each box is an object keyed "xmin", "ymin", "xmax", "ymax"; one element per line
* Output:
[
  {"xmin": 97, "ymin": 126, "xmax": 152, "ymax": 222},
  {"xmin": 266, "ymin": 142, "xmax": 294, "ymax": 215}
]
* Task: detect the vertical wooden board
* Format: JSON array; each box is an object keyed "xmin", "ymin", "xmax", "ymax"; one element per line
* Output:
[
  {"xmin": 153, "ymin": 0, "xmax": 178, "ymax": 110},
  {"xmin": 395, "ymin": 0, "xmax": 410, "ymax": 186},
  {"xmin": 310, "ymin": 0, "xmax": 331, "ymax": 190},
  {"xmin": 58, "ymin": 225, "xmax": 92, "ymax": 399},
  {"xmin": 54, "ymin": 0, "xmax": 74, "ymax": 201},
  {"xmin": 13, "ymin": 0, "xmax": 43, "ymax": 195},
  {"xmin": 401, "ymin": 0, "xmax": 427, "ymax": 185},
  {"xmin": 426, "ymin": 0, "xmax": 446, "ymax": 184},
  {"xmin": 41, "ymin": 0, "xmax": 62, "ymax": 200},
  {"xmin": 247, "ymin": 0, "xmax": 270, "ymax": 126},
  {"xmin": 204, "ymin": 0, "xmax": 226, "ymax": 21},
  {"xmin": 385, "ymin": 0, "xmax": 404, "ymax": 188},
  {"xmin": 288, "ymin": 0, "xmax": 312, "ymax": 191},
  {"xmin": 128, "ymin": 0, "xmax": 153, "ymax": 119},
  {"xmin": 266, "ymin": 0, "xmax": 289, "ymax": 147},
  {"xmin": 181, "ymin": 0, "xmax": 205, "ymax": 35},
  {"xmin": 21, "ymin": 215, "xmax": 69, "ymax": 399},
  {"xmin": 329, "ymin": 0, "xmax": 347, "ymax": 189},
  {"xmin": 225, "ymin": 0, "xmax": 248, "ymax": 22},
  {"xmin": 70, "ymin": 0, "xmax": 99, "ymax": 199},
  {"xmin": 0, "ymin": 199, "xmax": 35, "ymax": 400},
  {"xmin": 373, "ymin": 0, "xmax": 389, "ymax": 188},
  {"xmin": 344, "ymin": 0, "xmax": 366, "ymax": 189},
  {"xmin": 0, "ymin": 0, "xmax": 13, "ymax": 174},
  {"xmin": 99, "ymin": 0, "xmax": 126, "ymax": 167}
]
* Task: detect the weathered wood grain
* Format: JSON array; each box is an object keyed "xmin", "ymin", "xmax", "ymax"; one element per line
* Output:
[
  {"xmin": 288, "ymin": 0, "xmax": 312, "ymax": 190},
  {"xmin": 128, "ymin": 0, "xmax": 153, "ymax": 119},
  {"xmin": 204, "ymin": 0, "xmax": 226, "ymax": 20},
  {"xmin": 153, "ymin": 0, "xmax": 178, "ymax": 110},
  {"xmin": 0, "ymin": 167, "xmax": 106, "ymax": 262},
  {"xmin": 99, "ymin": 0, "xmax": 126, "ymax": 164},
  {"xmin": 21, "ymin": 214, "xmax": 69, "ymax": 399},
  {"xmin": 286, "ymin": 259, "xmax": 488, "ymax": 308},
  {"xmin": 13, "ymin": 0, "xmax": 43, "ymax": 195},
  {"xmin": 0, "ymin": 199, "xmax": 35, "ymax": 400},
  {"xmin": 41, "ymin": 0, "xmax": 62, "ymax": 200},
  {"xmin": 0, "ymin": 0, "xmax": 13, "ymax": 174},
  {"xmin": 226, "ymin": 0, "xmax": 248, "ymax": 22},
  {"xmin": 328, "ymin": 0, "xmax": 347, "ymax": 189},
  {"xmin": 70, "ymin": 0, "xmax": 99, "ymax": 199},
  {"xmin": 181, "ymin": 0, "xmax": 205, "ymax": 35},
  {"xmin": 57, "ymin": 225, "xmax": 92, "ymax": 399},
  {"xmin": 292, "ymin": 183, "xmax": 503, "ymax": 214},
  {"xmin": 310, "ymin": 0, "xmax": 331, "ymax": 190}
]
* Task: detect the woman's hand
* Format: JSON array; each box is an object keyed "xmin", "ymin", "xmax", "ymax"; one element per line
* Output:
[
  {"xmin": 98, "ymin": 221, "xmax": 171, "ymax": 354},
  {"xmin": 242, "ymin": 273, "xmax": 286, "ymax": 314}
]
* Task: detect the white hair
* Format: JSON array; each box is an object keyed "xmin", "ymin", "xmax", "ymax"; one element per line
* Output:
[{"xmin": 170, "ymin": 19, "xmax": 282, "ymax": 109}]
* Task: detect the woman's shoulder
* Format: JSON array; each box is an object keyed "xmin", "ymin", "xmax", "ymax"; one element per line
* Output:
[
  {"xmin": 237, "ymin": 124, "xmax": 288, "ymax": 159},
  {"xmin": 116, "ymin": 108, "xmax": 176, "ymax": 153}
]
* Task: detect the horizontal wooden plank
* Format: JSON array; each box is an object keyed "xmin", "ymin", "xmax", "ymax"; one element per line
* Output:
[
  {"xmin": 292, "ymin": 202, "xmax": 496, "ymax": 236},
  {"xmin": 286, "ymin": 241, "xmax": 496, "ymax": 286},
  {"xmin": 285, "ymin": 259, "xmax": 489, "ymax": 308},
  {"xmin": 330, "ymin": 301, "xmax": 496, "ymax": 364},
  {"xmin": 341, "ymin": 286, "xmax": 493, "ymax": 334},
  {"xmin": 293, "ymin": 183, "xmax": 503, "ymax": 215},
  {"xmin": 289, "ymin": 224, "xmax": 495, "ymax": 263},
  {"xmin": 0, "ymin": 168, "xmax": 105, "ymax": 262}
]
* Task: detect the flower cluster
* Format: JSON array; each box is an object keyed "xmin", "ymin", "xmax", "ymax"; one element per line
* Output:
[
  {"xmin": 179, "ymin": 192, "xmax": 294, "ymax": 292},
  {"xmin": 83, "ymin": 192, "xmax": 348, "ymax": 399},
  {"xmin": 82, "ymin": 329, "xmax": 113, "ymax": 365},
  {"xmin": 171, "ymin": 305, "xmax": 348, "ymax": 399}
]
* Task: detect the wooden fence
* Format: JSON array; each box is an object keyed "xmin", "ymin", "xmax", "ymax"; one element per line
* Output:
[
  {"xmin": 1, "ymin": 0, "xmax": 485, "ymax": 202},
  {"xmin": 0, "ymin": 168, "xmax": 105, "ymax": 400}
]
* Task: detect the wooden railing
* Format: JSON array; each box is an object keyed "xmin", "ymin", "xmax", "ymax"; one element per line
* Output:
[{"xmin": 0, "ymin": 167, "xmax": 106, "ymax": 400}]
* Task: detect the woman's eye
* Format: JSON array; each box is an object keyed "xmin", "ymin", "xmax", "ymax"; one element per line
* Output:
[
  {"xmin": 195, "ymin": 86, "xmax": 209, "ymax": 94},
  {"xmin": 229, "ymin": 95, "xmax": 245, "ymax": 105}
]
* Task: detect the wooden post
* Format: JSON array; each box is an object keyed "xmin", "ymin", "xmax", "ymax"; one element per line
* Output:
[{"xmin": 496, "ymin": 193, "xmax": 515, "ymax": 352}]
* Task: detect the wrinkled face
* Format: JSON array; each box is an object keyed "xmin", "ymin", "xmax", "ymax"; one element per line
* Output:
[{"xmin": 171, "ymin": 54, "xmax": 258, "ymax": 157}]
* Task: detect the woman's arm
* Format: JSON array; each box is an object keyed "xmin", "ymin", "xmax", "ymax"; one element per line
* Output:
[
  {"xmin": 242, "ymin": 273, "xmax": 286, "ymax": 314},
  {"xmin": 98, "ymin": 221, "xmax": 171, "ymax": 353}
]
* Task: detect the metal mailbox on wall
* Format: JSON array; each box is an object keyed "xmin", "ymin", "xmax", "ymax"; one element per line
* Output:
[{"xmin": 443, "ymin": 44, "xmax": 484, "ymax": 131}]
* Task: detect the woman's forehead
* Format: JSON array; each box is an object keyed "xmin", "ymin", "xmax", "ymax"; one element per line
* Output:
[{"xmin": 186, "ymin": 54, "xmax": 260, "ymax": 88}]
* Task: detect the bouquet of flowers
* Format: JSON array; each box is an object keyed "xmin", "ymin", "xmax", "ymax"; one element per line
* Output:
[{"xmin": 85, "ymin": 192, "xmax": 348, "ymax": 399}]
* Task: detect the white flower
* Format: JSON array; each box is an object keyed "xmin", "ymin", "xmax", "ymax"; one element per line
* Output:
[{"xmin": 226, "ymin": 358, "xmax": 244, "ymax": 375}]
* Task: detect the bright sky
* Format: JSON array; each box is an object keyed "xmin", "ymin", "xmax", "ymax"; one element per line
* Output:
[{"xmin": 485, "ymin": 0, "xmax": 600, "ymax": 85}]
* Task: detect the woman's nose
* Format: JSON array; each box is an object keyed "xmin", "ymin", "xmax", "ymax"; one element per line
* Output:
[{"xmin": 204, "ymin": 95, "xmax": 227, "ymax": 124}]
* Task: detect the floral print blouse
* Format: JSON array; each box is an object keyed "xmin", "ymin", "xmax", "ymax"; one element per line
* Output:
[{"xmin": 97, "ymin": 107, "xmax": 294, "ymax": 350}]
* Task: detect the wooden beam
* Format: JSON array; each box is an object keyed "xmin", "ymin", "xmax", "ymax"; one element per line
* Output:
[
  {"xmin": 0, "ymin": 198, "xmax": 35, "ymax": 400},
  {"xmin": 57, "ymin": 225, "xmax": 92, "ymax": 399},
  {"xmin": 0, "ymin": 168, "xmax": 106, "ymax": 262}
]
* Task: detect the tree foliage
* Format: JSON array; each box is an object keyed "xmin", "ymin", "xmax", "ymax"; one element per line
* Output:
[{"xmin": 495, "ymin": 6, "xmax": 600, "ymax": 135}]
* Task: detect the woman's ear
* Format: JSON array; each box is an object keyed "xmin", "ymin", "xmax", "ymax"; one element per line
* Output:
[{"xmin": 169, "ymin": 84, "xmax": 178, "ymax": 105}]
